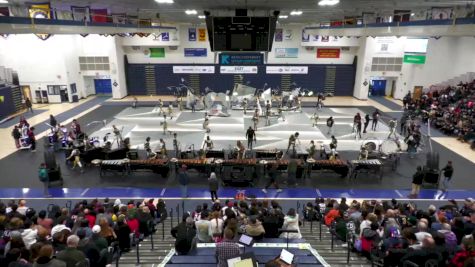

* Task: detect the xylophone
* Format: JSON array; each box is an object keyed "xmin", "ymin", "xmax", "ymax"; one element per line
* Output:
[
  {"xmin": 175, "ymin": 158, "xmax": 215, "ymax": 174},
  {"xmin": 129, "ymin": 159, "xmax": 170, "ymax": 177},
  {"xmin": 348, "ymin": 159, "xmax": 383, "ymax": 180},
  {"xmin": 100, "ymin": 159, "xmax": 130, "ymax": 176},
  {"xmin": 219, "ymin": 159, "xmax": 257, "ymax": 166},
  {"xmin": 307, "ymin": 159, "xmax": 349, "ymax": 178},
  {"xmin": 204, "ymin": 150, "xmax": 225, "ymax": 158}
]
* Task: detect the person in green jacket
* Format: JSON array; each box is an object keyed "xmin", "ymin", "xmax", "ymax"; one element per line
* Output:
[{"xmin": 39, "ymin": 163, "xmax": 51, "ymax": 197}]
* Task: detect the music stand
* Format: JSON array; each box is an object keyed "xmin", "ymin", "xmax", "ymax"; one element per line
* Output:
[
  {"xmin": 278, "ymin": 229, "xmax": 299, "ymax": 249},
  {"xmin": 238, "ymin": 234, "xmax": 254, "ymax": 253}
]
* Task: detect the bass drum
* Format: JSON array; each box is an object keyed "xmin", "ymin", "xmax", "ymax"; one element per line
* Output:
[
  {"xmin": 362, "ymin": 141, "xmax": 377, "ymax": 152},
  {"xmin": 380, "ymin": 139, "xmax": 407, "ymax": 155}
]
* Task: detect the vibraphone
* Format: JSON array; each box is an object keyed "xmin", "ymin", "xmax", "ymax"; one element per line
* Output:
[
  {"xmin": 217, "ymin": 159, "xmax": 257, "ymax": 186},
  {"xmin": 129, "ymin": 159, "xmax": 170, "ymax": 177},
  {"xmin": 348, "ymin": 159, "xmax": 383, "ymax": 181},
  {"xmin": 204, "ymin": 149, "xmax": 225, "ymax": 159},
  {"xmin": 100, "ymin": 159, "xmax": 130, "ymax": 176},
  {"xmin": 307, "ymin": 159, "xmax": 349, "ymax": 178}
]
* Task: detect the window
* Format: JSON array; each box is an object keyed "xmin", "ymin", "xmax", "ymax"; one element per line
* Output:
[
  {"xmin": 47, "ymin": 85, "xmax": 67, "ymax": 95},
  {"xmin": 79, "ymin": 56, "xmax": 110, "ymax": 71},
  {"xmin": 371, "ymin": 57, "xmax": 403, "ymax": 72}
]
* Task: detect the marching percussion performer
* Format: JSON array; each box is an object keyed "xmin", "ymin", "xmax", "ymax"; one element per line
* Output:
[
  {"xmin": 286, "ymin": 132, "xmax": 300, "ymax": 154},
  {"xmin": 202, "ymin": 135, "xmax": 214, "ymax": 151},
  {"xmin": 246, "ymin": 126, "xmax": 256, "ymax": 150},
  {"xmin": 203, "ymin": 117, "xmax": 210, "ymax": 133},
  {"xmin": 252, "ymin": 109, "xmax": 259, "ymax": 130},
  {"xmin": 236, "ymin": 140, "xmax": 246, "ymax": 160},
  {"xmin": 157, "ymin": 99, "xmax": 164, "ymax": 115},
  {"xmin": 330, "ymin": 135, "xmax": 338, "ymax": 150},
  {"xmin": 243, "ymin": 98, "xmax": 248, "ymax": 115},
  {"xmin": 358, "ymin": 146, "xmax": 369, "ymax": 160},
  {"xmin": 388, "ymin": 118, "xmax": 398, "ymax": 139},
  {"xmin": 162, "ymin": 115, "xmax": 168, "ymax": 135},
  {"xmin": 144, "ymin": 137, "xmax": 156, "ymax": 159},
  {"xmin": 307, "ymin": 140, "xmax": 316, "ymax": 159},
  {"xmin": 132, "ymin": 97, "xmax": 138, "ymax": 109},
  {"xmin": 311, "ymin": 113, "xmax": 319, "ymax": 127},
  {"xmin": 112, "ymin": 125, "xmax": 122, "ymax": 143},
  {"xmin": 168, "ymin": 104, "xmax": 174, "ymax": 119},
  {"xmin": 278, "ymin": 105, "xmax": 285, "ymax": 122},
  {"xmin": 66, "ymin": 147, "xmax": 83, "ymax": 172},
  {"xmin": 159, "ymin": 138, "xmax": 167, "ymax": 158},
  {"xmin": 173, "ymin": 133, "xmax": 179, "ymax": 158}
]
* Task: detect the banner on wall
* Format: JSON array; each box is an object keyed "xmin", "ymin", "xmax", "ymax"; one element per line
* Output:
[
  {"xmin": 29, "ymin": 3, "xmax": 52, "ymax": 40},
  {"xmin": 321, "ymin": 36, "xmax": 329, "ymax": 42},
  {"xmin": 403, "ymin": 54, "xmax": 426, "ymax": 64},
  {"xmin": 275, "ymin": 48, "xmax": 299, "ymax": 58},
  {"xmin": 184, "ymin": 48, "xmax": 207, "ymax": 57},
  {"xmin": 150, "ymin": 48, "xmax": 165, "ymax": 58},
  {"xmin": 317, "ymin": 48, "xmax": 340, "ymax": 58},
  {"xmin": 173, "ymin": 66, "xmax": 215, "ymax": 74},
  {"xmin": 219, "ymin": 53, "xmax": 263, "ymax": 65},
  {"xmin": 284, "ymin": 29, "xmax": 293, "ymax": 40},
  {"xmin": 266, "ymin": 66, "xmax": 308, "ymax": 74},
  {"xmin": 301, "ymin": 29, "xmax": 310, "ymax": 42},
  {"xmin": 275, "ymin": 28, "xmax": 283, "ymax": 42},
  {"xmin": 161, "ymin": 32, "xmax": 169, "ymax": 41},
  {"xmin": 198, "ymin": 28, "xmax": 206, "ymax": 41},
  {"xmin": 220, "ymin": 66, "xmax": 258, "ymax": 74},
  {"xmin": 188, "ymin": 28, "xmax": 196, "ymax": 41}
]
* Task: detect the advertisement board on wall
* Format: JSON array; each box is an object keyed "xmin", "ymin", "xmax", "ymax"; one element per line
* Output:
[
  {"xmin": 220, "ymin": 66, "xmax": 258, "ymax": 74},
  {"xmin": 317, "ymin": 48, "xmax": 340, "ymax": 58},
  {"xmin": 266, "ymin": 66, "xmax": 308, "ymax": 74},
  {"xmin": 219, "ymin": 53, "xmax": 263, "ymax": 65},
  {"xmin": 173, "ymin": 66, "xmax": 215, "ymax": 74},
  {"xmin": 184, "ymin": 48, "xmax": 207, "ymax": 57},
  {"xmin": 274, "ymin": 48, "xmax": 299, "ymax": 58}
]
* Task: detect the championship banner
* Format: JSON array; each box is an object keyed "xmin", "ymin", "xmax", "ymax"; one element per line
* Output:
[
  {"xmin": 274, "ymin": 28, "xmax": 283, "ymax": 42},
  {"xmin": 302, "ymin": 29, "xmax": 310, "ymax": 42},
  {"xmin": 29, "ymin": 3, "xmax": 52, "ymax": 41},
  {"xmin": 220, "ymin": 66, "xmax": 258, "ymax": 74},
  {"xmin": 317, "ymin": 48, "xmax": 340, "ymax": 58},
  {"xmin": 275, "ymin": 48, "xmax": 299, "ymax": 58},
  {"xmin": 266, "ymin": 66, "xmax": 308, "ymax": 74},
  {"xmin": 173, "ymin": 66, "xmax": 215, "ymax": 74},
  {"xmin": 188, "ymin": 28, "xmax": 196, "ymax": 41},
  {"xmin": 184, "ymin": 48, "xmax": 207, "ymax": 57},
  {"xmin": 198, "ymin": 28, "xmax": 206, "ymax": 41}
]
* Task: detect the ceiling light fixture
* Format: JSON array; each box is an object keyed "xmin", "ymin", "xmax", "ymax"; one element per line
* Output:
[
  {"xmin": 411, "ymin": 13, "xmax": 415, "ymax": 16},
  {"xmin": 198, "ymin": 15, "xmax": 206, "ymax": 19},
  {"xmin": 155, "ymin": 0, "xmax": 174, "ymax": 3},
  {"xmin": 318, "ymin": 0, "xmax": 339, "ymax": 6},
  {"xmin": 0, "ymin": 0, "xmax": 8, "ymax": 3},
  {"xmin": 185, "ymin": 9, "xmax": 198, "ymax": 15},
  {"xmin": 279, "ymin": 15, "xmax": 288, "ymax": 19},
  {"xmin": 290, "ymin": 10, "xmax": 303, "ymax": 16}
]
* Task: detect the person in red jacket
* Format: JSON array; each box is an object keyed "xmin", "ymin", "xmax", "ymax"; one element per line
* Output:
[
  {"xmin": 324, "ymin": 203, "xmax": 340, "ymax": 226},
  {"xmin": 84, "ymin": 209, "xmax": 96, "ymax": 228},
  {"xmin": 127, "ymin": 213, "xmax": 140, "ymax": 238},
  {"xmin": 27, "ymin": 126, "xmax": 36, "ymax": 152}
]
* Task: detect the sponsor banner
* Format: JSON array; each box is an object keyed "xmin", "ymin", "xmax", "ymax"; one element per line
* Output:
[
  {"xmin": 284, "ymin": 29, "xmax": 293, "ymax": 40},
  {"xmin": 198, "ymin": 28, "xmax": 206, "ymax": 41},
  {"xmin": 220, "ymin": 66, "xmax": 258, "ymax": 74},
  {"xmin": 274, "ymin": 48, "xmax": 299, "ymax": 58},
  {"xmin": 184, "ymin": 48, "xmax": 207, "ymax": 57},
  {"xmin": 219, "ymin": 53, "xmax": 263, "ymax": 65},
  {"xmin": 173, "ymin": 66, "xmax": 215, "ymax": 74},
  {"xmin": 275, "ymin": 28, "xmax": 283, "ymax": 42},
  {"xmin": 266, "ymin": 66, "xmax": 308, "ymax": 74},
  {"xmin": 317, "ymin": 48, "xmax": 340, "ymax": 58},
  {"xmin": 188, "ymin": 28, "xmax": 196, "ymax": 41},
  {"xmin": 150, "ymin": 48, "xmax": 165, "ymax": 58},
  {"xmin": 403, "ymin": 54, "xmax": 426, "ymax": 64}
]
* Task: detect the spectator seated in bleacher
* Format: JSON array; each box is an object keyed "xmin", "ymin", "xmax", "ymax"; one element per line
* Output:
[
  {"xmin": 244, "ymin": 216, "xmax": 266, "ymax": 240},
  {"xmin": 215, "ymin": 228, "xmax": 240, "ymax": 267}
]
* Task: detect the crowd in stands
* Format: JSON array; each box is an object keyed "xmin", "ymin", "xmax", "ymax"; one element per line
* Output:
[
  {"xmin": 402, "ymin": 80, "xmax": 475, "ymax": 148},
  {"xmin": 307, "ymin": 197, "xmax": 475, "ymax": 267},
  {"xmin": 0, "ymin": 198, "xmax": 167, "ymax": 267},
  {"xmin": 170, "ymin": 199, "xmax": 302, "ymax": 267}
]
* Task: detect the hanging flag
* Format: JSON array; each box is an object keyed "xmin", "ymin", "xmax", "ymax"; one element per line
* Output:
[
  {"xmin": 188, "ymin": 28, "xmax": 196, "ymax": 41},
  {"xmin": 198, "ymin": 28, "xmax": 206, "ymax": 41},
  {"xmin": 29, "ymin": 3, "xmax": 52, "ymax": 41},
  {"xmin": 161, "ymin": 32, "xmax": 169, "ymax": 41},
  {"xmin": 274, "ymin": 28, "xmax": 283, "ymax": 42}
]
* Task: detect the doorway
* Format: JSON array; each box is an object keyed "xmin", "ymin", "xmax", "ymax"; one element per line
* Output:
[
  {"xmin": 370, "ymin": 80, "xmax": 387, "ymax": 96},
  {"xmin": 21, "ymin": 86, "xmax": 32, "ymax": 101},
  {"xmin": 94, "ymin": 79, "xmax": 112, "ymax": 95},
  {"xmin": 60, "ymin": 88, "xmax": 69, "ymax": 102}
]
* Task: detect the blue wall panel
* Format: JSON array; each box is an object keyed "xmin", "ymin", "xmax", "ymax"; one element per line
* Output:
[
  {"xmin": 0, "ymin": 86, "xmax": 16, "ymax": 120},
  {"xmin": 125, "ymin": 64, "xmax": 356, "ymax": 96}
]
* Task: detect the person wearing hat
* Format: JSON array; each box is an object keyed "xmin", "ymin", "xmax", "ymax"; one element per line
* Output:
[
  {"xmin": 91, "ymin": 225, "xmax": 108, "ymax": 251},
  {"xmin": 441, "ymin": 161, "xmax": 454, "ymax": 192},
  {"xmin": 178, "ymin": 165, "xmax": 190, "ymax": 198}
]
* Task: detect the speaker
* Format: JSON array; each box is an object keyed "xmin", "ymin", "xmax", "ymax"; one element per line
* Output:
[
  {"xmin": 235, "ymin": 9, "xmax": 247, "ymax": 17},
  {"xmin": 425, "ymin": 152, "xmax": 439, "ymax": 170},
  {"xmin": 44, "ymin": 151, "xmax": 57, "ymax": 169}
]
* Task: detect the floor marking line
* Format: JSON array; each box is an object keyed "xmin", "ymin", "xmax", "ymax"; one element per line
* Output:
[
  {"xmin": 394, "ymin": 190, "xmax": 404, "ymax": 198},
  {"xmin": 315, "ymin": 188, "xmax": 322, "ymax": 197},
  {"xmin": 160, "ymin": 188, "xmax": 166, "ymax": 196},
  {"xmin": 80, "ymin": 188, "xmax": 90, "ymax": 197}
]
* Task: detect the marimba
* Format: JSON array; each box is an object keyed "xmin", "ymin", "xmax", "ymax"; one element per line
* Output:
[
  {"xmin": 348, "ymin": 159, "xmax": 383, "ymax": 180},
  {"xmin": 100, "ymin": 159, "xmax": 130, "ymax": 176},
  {"xmin": 129, "ymin": 159, "xmax": 170, "ymax": 177},
  {"xmin": 175, "ymin": 158, "xmax": 215, "ymax": 174},
  {"xmin": 307, "ymin": 159, "xmax": 349, "ymax": 178}
]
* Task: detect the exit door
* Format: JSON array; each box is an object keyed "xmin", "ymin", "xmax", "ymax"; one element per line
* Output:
[
  {"xmin": 370, "ymin": 80, "xmax": 387, "ymax": 96},
  {"xmin": 94, "ymin": 79, "xmax": 112, "ymax": 95}
]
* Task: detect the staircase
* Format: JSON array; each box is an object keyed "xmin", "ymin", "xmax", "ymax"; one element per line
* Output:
[
  {"xmin": 118, "ymin": 218, "xmax": 371, "ymax": 267},
  {"xmin": 11, "ymin": 86, "xmax": 23, "ymax": 113},
  {"xmin": 434, "ymin": 72, "xmax": 475, "ymax": 87},
  {"xmin": 299, "ymin": 221, "xmax": 371, "ymax": 266},
  {"xmin": 189, "ymin": 74, "xmax": 200, "ymax": 95},
  {"xmin": 324, "ymin": 66, "xmax": 337, "ymax": 96},
  {"xmin": 144, "ymin": 65, "xmax": 157, "ymax": 95}
]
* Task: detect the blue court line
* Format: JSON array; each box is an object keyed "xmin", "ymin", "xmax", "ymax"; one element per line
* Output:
[
  {"xmin": 0, "ymin": 109, "xmax": 48, "ymax": 128},
  {"xmin": 370, "ymin": 96, "xmax": 403, "ymax": 111},
  {"xmin": 0, "ymin": 187, "xmax": 473, "ymax": 200}
]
